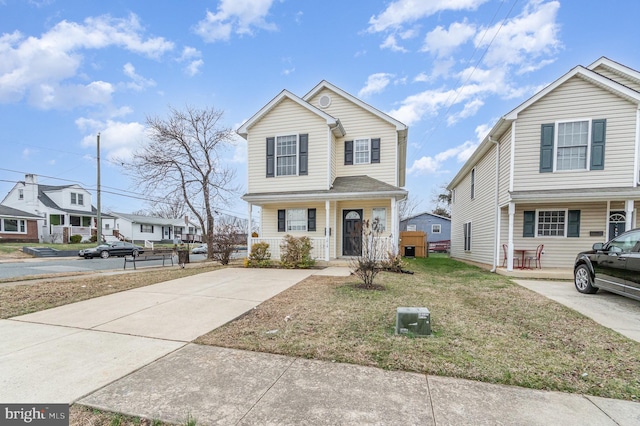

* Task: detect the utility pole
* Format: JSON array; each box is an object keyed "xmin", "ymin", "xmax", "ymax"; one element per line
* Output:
[{"xmin": 96, "ymin": 133, "xmax": 102, "ymax": 243}]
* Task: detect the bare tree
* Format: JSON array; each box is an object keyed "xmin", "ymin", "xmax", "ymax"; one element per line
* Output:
[
  {"xmin": 431, "ymin": 184, "xmax": 451, "ymax": 218},
  {"xmin": 399, "ymin": 195, "xmax": 423, "ymax": 220},
  {"xmin": 349, "ymin": 218, "xmax": 385, "ymax": 289},
  {"xmin": 120, "ymin": 105, "xmax": 239, "ymax": 260},
  {"xmin": 148, "ymin": 194, "xmax": 187, "ymax": 219}
]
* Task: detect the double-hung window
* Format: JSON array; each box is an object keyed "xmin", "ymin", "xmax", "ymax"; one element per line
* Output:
[
  {"xmin": 432, "ymin": 224, "xmax": 441, "ymax": 234},
  {"xmin": 537, "ymin": 210, "xmax": 566, "ymax": 237},
  {"xmin": 71, "ymin": 193, "xmax": 77, "ymax": 205},
  {"xmin": 540, "ymin": 119, "xmax": 606, "ymax": 173},
  {"xmin": 463, "ymin": 222, "xmax": 472, "ymax": 251},
  {"xmin": 276, "ymin": 135, "xmax": 298, "ymax": 176},
  {"xmin": 287, "ymin": 209, "xmax": 307, "ymax": 231},
  {"xmin": 556, "ymin": 121, "xmax": 588, "ymax": 171},
  {"xmin": 354, "ymin": 138, "xmax": 370, "ymax": 164},
  {"xmin": 1, "ymin": 218, "xmax": 26, "ymax": 233},
  {"xmin": 372, "ymin": 208, "xmax": 386, "ymax": 232}
]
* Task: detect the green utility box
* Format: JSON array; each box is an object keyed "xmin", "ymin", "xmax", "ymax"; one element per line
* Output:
[{"xmin": 395, "ymin": 307, "xmax": 431, "ymax": 336}]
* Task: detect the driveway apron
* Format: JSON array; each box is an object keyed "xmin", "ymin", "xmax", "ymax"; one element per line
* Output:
[{"xmin": 0, "ymin": 268, "xmax": 315, "ymax": 403}]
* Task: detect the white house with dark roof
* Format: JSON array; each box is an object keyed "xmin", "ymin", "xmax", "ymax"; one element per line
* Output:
[
  {"xmin": 237, "ymin": 80, "xmax": 408, "ymax": 260},
  {"xmin": 111, "ymin": 212, "xmax": 203, "ymax": 243},
  {"xmin": 1, "ymin": 174, "xmax": 115, "ymax": 242}
]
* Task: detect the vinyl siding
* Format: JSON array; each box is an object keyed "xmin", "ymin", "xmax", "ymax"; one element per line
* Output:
[
  {"xmin": 335, "ymin": 199, "xmax": 393, "ymax": 257},
  {"xmin": 591, "ymin": 65, "xmax": 640, "ymax": 92},
  {"xmin": 501, "ymin": 202, "xmax": 610, "ymax": 268},
  {"xmin": 308, "ymin": 88, "xmax": 398, "ymax": 186},
  {"xmin": 450, "ymin": 147, "xmax": 497, "ymax": 265},
  {"xmin": 498, "ymin": 129, "xmax": 512, "ymax": 206},
  {"xmin": 247, "ymin": 98, "xmax": 329, "ymax": 194},
  {"xmin": 513, "ymin": 76, "xmax": 637, "ymax": 191}
]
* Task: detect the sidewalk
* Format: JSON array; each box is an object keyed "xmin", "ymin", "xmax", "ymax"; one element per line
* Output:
[{"xmin": 2, "ymin": 267, "xmax": 639, "ymax": 425}]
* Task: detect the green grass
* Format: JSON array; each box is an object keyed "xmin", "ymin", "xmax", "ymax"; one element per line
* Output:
[{"xmin": 197, "ymin": 256, "xmax": 640, "ymax": 401}]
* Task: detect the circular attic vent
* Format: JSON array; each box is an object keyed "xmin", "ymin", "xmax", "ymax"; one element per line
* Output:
[{"xmin": 318, "ymin": 94, "xmax": 332, "ymax": 108}]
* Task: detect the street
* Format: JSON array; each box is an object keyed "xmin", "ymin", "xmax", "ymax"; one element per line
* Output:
[{"xmin": 0, "ymin": 254, "xmax": 208, "ymax": 280}]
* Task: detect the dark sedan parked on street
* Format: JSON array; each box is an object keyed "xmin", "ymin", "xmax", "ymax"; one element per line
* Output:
[
  {"xmin": 79, "ymin": 242, "xmax": 144, "ymax": 259},
  {"xmin": 574, "ymin": 228, "xmax": 640, "ymax": 301}
]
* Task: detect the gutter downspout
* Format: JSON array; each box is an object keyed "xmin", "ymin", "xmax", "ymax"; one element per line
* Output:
[{"xmin": 489, "ymin": 136, "xmax": 500, "ymax": 273}]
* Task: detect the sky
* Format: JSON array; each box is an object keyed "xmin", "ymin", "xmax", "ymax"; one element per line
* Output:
[{"xmin": 2, "ymin": 0, "xmax": 640, "ymax": 221}]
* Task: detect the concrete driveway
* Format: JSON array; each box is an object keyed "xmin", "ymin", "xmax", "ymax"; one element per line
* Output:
[
  {"xmin": 514, "ymin": 279, "xmax": 640, "ymax": 342},
  {"xmin": 0, "ymin": 268, "xmax": 316, "ymax": 403}
]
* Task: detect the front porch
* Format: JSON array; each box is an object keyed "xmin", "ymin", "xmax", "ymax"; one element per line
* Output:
[{"xmin": 249, "ymin": 236, "xmax": 393, "ymax": 262}]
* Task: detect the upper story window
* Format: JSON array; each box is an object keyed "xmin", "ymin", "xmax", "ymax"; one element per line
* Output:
[
  {"xmin": 266, "ymin": 134, "xmax": 308, "ymax": 177},
  {"xmin": 355, "ymin": 139, "xmax": 370, "ymax": 164},
  {"xmin": 345, "ymin": 138, "xmax": 380, "ymax": 165},
  {"xmin": 18, "ymin": 189, "xmax": 24, "ymax": 200},
  {"xmin": 432, "ymin": 224, "xmax": 441, "ymax": 234},
  {"xmin": 470, "ymin": 168, "xmax": 476, "ymax": 199},
  {"xmin": 71, "ymin": 192, "xmax": 84, "ymax": 205},
  {"xmin": 540, "ymin": 119, "xmax": 606, "ymax": 173}
]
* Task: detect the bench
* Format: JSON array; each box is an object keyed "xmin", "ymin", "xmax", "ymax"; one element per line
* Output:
[{"xmin": 124, "ymin": 249, "xmax": 175, "ymax": 270}]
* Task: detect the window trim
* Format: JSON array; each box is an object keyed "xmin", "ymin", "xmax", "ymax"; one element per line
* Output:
[
  {"xmin": 354, "ymin": 137, "xmax": 371, "ymax": 165},
  {"xmin": 535, "ymin": 209, "xmax": 568, "ymax": 238},
  {"xmin": 140, "ymin": 224, "xmax": 154, "ymax": 233},
  {"xmin": 18, "ymin": 189, "xmax": 24, "ymax": 200},
  {"xmin": 0, "ymin": 218, "xmax": 27, "ymax": 234},
  {"xmin": 553, "ymin": 118, "xmax": 591, "ymax": 172},
  {"xmin": 432, "ymin": 224, "xmax": 441, "ymax": 234},
  {"xmin": 275, "ymin": 134, "xmax": 299, "ymax": 177},
  {"xmin": 372, "ymin": 207, "xmax": 387, "ymax": 232},
  {"xmin": 287, "ymin": 208, "xmax": 307, "ymax": 232}
]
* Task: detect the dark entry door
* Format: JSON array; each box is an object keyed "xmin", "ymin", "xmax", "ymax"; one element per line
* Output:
[
  {"xmin": 608, "ymin": 211, "xmax": 626, "ymax": 239},
  {"xmin": 343, "ymin": 209, "xmax": 363, "ymax": 256}
]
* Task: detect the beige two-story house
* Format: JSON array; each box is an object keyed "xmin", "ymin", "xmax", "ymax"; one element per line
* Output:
[
  {"xmin": 448, "ymin": 57, "xmax": 640, "ymax": 270},
  {"xmin": 238, "ymin": 81, "xmax": 408, "ymax": 260}
]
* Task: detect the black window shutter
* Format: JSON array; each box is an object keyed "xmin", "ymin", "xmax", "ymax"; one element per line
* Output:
[
  {"xmin": 307, "ymin": 208, "xmax": 316, "ymax": 231},
  {"xmin": 540, "ymin": 123, "xmax": 554, "ymax": 173},
  {"xmin": 266, "ymin": 137, "xmax": 275, "ymax": 177},
  {"xmin": 140, "ymin": 224, "xmax": 143, "ymax": 232},
  {"xmin": 344, "ymin": 140, "xmax": 353, "ymax": 165},
  {"xmin": 523, "ymin": 211, "xmax": 535, "ymax": 237},
  {"xmin": 371, "ymin": 138, "xmax": 380, "ymax": 163},
  {"xmin": 590, "ymin": 119, "xmax": 606, "ymax": 170},
  {"xmin": 277, "ymin": 209, "xmax": 285, "ymax": 232},
  {"xmin": 151, "ymin": 225, "xmax": 154, "ymax": 233},
  {"xmin": 299, "ymin": 134, "xmax": 308, "ymax": 175},
  {"xmin": 568, "ymin": 210, "xmax": 581, "ymax": 237}
]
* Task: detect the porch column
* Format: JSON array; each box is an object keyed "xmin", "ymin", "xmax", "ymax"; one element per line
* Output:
[
  {"xmin": 391, "ymin": 197, "xmax": 398, "ymax": 251},
  {"xmin": 626, "ymin": 200, "xmax": 635, "ymax": 230},
  {"xmin": 325, "ymin": 200, "xmax": 330, "ymax": 261},
  {"xmin": 247, "ymin": 203, "xmax": 252, "ymax": 251},
  {"xmin": 507, "ymin": 202, "xmax": 515, "ymax": 271}
]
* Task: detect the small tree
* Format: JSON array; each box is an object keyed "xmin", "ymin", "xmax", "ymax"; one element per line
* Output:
[
  {"xmin": 210, "ymin": 222, "xmax": 241, "ymax": 265},
  {"xmin": 349, "ymin": 218, "xmax": 385, "ymax": 288}
]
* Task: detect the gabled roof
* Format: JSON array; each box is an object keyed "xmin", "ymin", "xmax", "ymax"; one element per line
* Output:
[
  {"xmin": 0, "ymin": 205, "xmax": 41, "ymax": 219},
  {"xmin": 448, "ymin": 57, "xmax": 640, "ymax": 190},
  {"xmin": 401, "ymin": 211, "xmax": 451, "ymax": 222},
  {"xmin": 237, "ymin": 89, "xmax": 345, "ymax": 138},
  {"xmin": 304, "ymin": 80, "xmax": 408, "ymax": 133},
  {"xmin": 36, "ymin": 184, "xmax": 106, "ymax": 216}
]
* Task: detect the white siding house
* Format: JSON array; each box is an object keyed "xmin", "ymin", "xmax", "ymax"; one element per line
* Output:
[
  {"xmin": 448, "ymin": 57, "xmax": 640, "ymax": 270},
  {"xmin": 238, "ymin": 81, "xmax": 408, "ymax": 260}
]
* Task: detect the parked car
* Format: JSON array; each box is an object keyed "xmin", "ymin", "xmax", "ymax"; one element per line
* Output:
[
  {"xmin": 574, "ymin": 228, "xmax": 640, "ymax": 301},
  {"xmin": 79, "ymin": 242, "xmax": 144, "ymax": 259},
  {"xmin": 191, "ymin": 244, "xmax": 207, "ymax": 254}
]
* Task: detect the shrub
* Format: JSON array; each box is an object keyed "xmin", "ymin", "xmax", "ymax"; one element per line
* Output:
[
  {"xmin": 380, "ymin": 250, "xmax": 404, "ymax": 273},
  {"xmin": 246, "ymin": 241, "xmax": 272, "ymax": 268},
  {"xmin": 70, "ymin": 234, "xmax": 82, "ymax": 244},
  {"xmin": 280, "ymin": 235, "xmax": 315, "ymax": 269},
  {"xmin": 89, "ymin": 235, "xmax": 97, "ymax": 243},
  {"xmin": 210, "ymin": 223, "xmax": 241, "ymax": 265}
]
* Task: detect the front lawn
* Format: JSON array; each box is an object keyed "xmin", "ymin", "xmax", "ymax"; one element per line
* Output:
[{"xmin": 196, "ymin": 256, "xmax": 640, "ymax": 401}]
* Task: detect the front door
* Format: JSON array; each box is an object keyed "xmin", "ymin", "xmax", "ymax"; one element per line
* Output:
[
  {"xmin": 343, "ymin": 209, "xmax": 363, "ymax": 256},
  {"xmin": 608, "ymin": 211, "xmax": 626, "ymax": 240}
]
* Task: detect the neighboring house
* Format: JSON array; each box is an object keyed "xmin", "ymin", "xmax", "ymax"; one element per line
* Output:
[
  {"xmin": 0, "ymin": 174, "xmax": 115, "ymax": 242},
  {"xmin": 447, "ymin": 57, "xmax": 640, "ymax": 270},
  {"xmin": 111, "ymin": 212, "xmax": 203, "ymax": 243},
  {"xmin": 400, "ymin": 212, "xmax": 451, "ymax": 247},
  {"xmin": 237, "ymin": 80, "xmax": 408, "ymax": 260},
  {"xmin": 0, "ymin": 205, "xmax": 42, "ymax": 243}
]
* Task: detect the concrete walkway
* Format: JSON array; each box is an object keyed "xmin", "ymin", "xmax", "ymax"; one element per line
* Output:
[{"xmin": 2, "ymin": 267, "xmax": 640, "ymax": 425}]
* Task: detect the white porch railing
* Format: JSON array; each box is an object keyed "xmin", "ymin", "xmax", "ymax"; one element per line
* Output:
[
  {"xmin": 145, "ymin": 240, "xmax": 154, "ymax": 249},
  {"xmin": 248, "ymin": 236, "xmax": 394, "ymax": 260},
  {"xmin": 249, "ymin": 237, "xmax": 327, "ymax": 260}
]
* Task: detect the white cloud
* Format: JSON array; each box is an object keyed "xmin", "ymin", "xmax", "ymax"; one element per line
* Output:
[
  {"xmin": 0, "ymin": 14, "xmax": 173, "ymax": 108},
  {"xmin": 185, "ymin": 59, "xmax": 204, "ymax": 76},
  {"xmin": 78, "ymin": 118, "xmax": 147, "ymax": 161},
  {"xmin": 475, "ymin": 0, "xmax": 561, "ymax": 72},
  {"xmin": 195, "ymin": 0, "xmax": 277, "ymax": 43},
  {"xmin": 177, "ymin": 47, "xmax": 204, "ymax": 76},
  {"xmin": 408, "ymin": 140, "xmax": 479, "ymax": 175},
  {"xmin": 22, "ymin": 148, "xmax": 33, "ymax": 158},
  {"xmin": 421, "ymin": 20, "xmax": 476, "ymax": 57},
  {"xmin": 446, "ymin": 98, "xmax": 484, "ymax": 125},
  {"xmin": 380, "ymin": 34, "xmax": 407, "ymax": 52},
  {"xmin": 368, "ymin": 0, "xmax": 489, "ymax": 33},
  {"xmin": 358, "ymin": 73, "xmax": 394, "ymax": 98},
  {"xmin": 123, "ymin": 63, "xmax": 156, "ymax": 91},
  {"xmin": 282, "ymin": 67, "xmax": 295, "ymax": 76}
]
